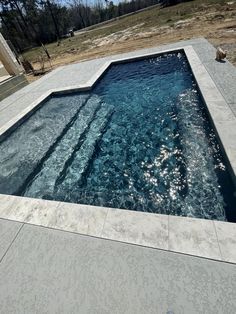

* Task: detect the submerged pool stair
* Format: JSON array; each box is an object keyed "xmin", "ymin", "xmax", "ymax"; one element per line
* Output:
[
  {"xmin": 0, "ymin": 94, "xmax": 89, "ymax": 195},
  {"xmin": 176, "ymin": 90, "xmax": 226, "ymax": 221},
  {"xmin": 23, "ymin": 95, "xmax": 113, "ymax": 200},
  {"xmin": 55, "ymin": 102, "xmax": 114, "ymax": 200}
]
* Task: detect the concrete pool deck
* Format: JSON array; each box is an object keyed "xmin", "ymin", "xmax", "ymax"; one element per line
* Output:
[
  {"xmin": 0, "ymin": 217, "xmax": 236, "ymax": 313},
  {"xmin": 0, "ymin": 38, "xmax": 236, "ymax": 312}
]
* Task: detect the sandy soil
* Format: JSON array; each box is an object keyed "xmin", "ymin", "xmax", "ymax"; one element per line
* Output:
[{"xmin": 26, "ymin": 2, "xmax": 236, "ymax": 82}]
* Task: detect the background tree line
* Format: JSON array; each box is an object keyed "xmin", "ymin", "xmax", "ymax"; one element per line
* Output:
[{"xmin": 0, "ymin": 0, "xmax": 193, "ymax": 53}]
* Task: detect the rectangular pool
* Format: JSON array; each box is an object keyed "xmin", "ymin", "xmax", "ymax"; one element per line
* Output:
[{"xmin": 0, "ymin": 51, "xmax": 235, "ymax": 221}]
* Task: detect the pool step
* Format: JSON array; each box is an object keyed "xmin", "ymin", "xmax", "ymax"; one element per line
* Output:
[
  {"xmin": 23, "ymin": 95, "xmax": 102, "ymax": 199},
  {"xmin": 55, "ymin": 103, "xmax": 114, "ymax": 200},
  {"xmin": 177, "ymin": 89, "xmax": 226, "ymax": 220},
  {"xmin": 0, "ymin": 93, "xmax": 89, "ymax": 195}
]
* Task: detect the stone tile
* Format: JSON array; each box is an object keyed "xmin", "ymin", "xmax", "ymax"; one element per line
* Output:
[
  {"xmin": 0, "ymin": 223, "xmax": 236, "ymax": 313},
  {"xmin": 223, "ymin": 148, "xmax": 236, "ymax": 174},
  {"xmin": 204, "ymin": 60, "xmax": 235, "ymax": 80},
  {"xmin": 0, "ymin": 218, "xmax": 22, "ymax": 260},
  {"xmin": 216, "ymin": 119, "xmax": 236, "ymax": 148},
  {"xmin": 35, "ymin": 60, "xmax": 106, "ymax": 92},
  {"xmin": 101, "ymin": 208, "xmax": 168, "ymax": 249},
  {"xmin": 193, "ymin": 41, "xmax": 216, "ymax": 63},
  {"xmin": 205, "ymin": 100, "xmax": 235, "ymax": 122},
  {"xmin": 169, "ymin": 215, "xmax": 221, "ymax": 260},
  {"xmin": 22, "ymin": 197, "xmax": 59, "ymax": 226},
  {"xmin": 215, "ymin": 119, "xmax": 236, "ymax": 171},
  {"xmin": 48, "ymin": 202, "xmax": 108, "ymax": 237},
  {"xmin": 197, "ymin": 79, "xmax": 224, "ymax": 102},
  {"xmin": 0, "ymin": 194, "xmax": 58, "ymax": 226},
  {"xmin": 0, "ymin": 92, "xmax": 48, "ymax": 127},
  {"xmin": 193, "ymin": 71, "xmax": 224, "ymax": 101},
  {"xmin": 191, "ymin": 62, "xmax": 209, "ymax": 78},
  {"xmin": 203, "ymin": 59, "xmax": 236, "ymax": 105},
  {"xmin": 0, "ymin": 92, "xmax": 25, "ymax": 111},
  {"xmin": 214, "ymin": 221, "xmax": 236, "ymax": 263},
  {"xmin": 217, "ymin": 82, "xmax": 236, "ymax": 105},
  {"xmin": 0, "ymin": 194, "xmax": 28, "ymax": 222},
  {"xmin": 13, "ymin": 66, "xmax": 65, "ymax": 95}
]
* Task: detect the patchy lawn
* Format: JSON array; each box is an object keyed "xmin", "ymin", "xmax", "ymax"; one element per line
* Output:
[{"xmin": 23, "ymin": 0, "xmax": 236, "ymax": 82}]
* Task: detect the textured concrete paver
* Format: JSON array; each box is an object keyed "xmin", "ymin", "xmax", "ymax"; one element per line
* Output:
[
  {"xmin": 49, "ymin": 202, "xmax": 109, "ymax": 237},
  {"xmin": 203, "ymin": 59, "xmax": 236, "ymax": 105},
  {"xmin": 169, "ymin": 216, "xmax": 221, "ymax": 260},
  {"xmin": 101, "ymin": 208, "xmax": 168, "ymax": 249},
  {"xmin": 204, "ymin": 100, "xmax": 235, "ymax": 122},
  {"xmin": 0, "ymin": 218, "xmax": 22, "ymax": 260},
  {"xmin": 214, "ymin": 220, "xmax": 236, "ymax": 263},
  {"xmin": 0, "ymin": 195, "xmax": 59, "ymax": 226},
  {"xmin": 0, "ymin": 92, "xmax": 44, "ymax": 126},
  {"xmin": 0, "ymin": 223, "xmax": 236, "ymax": 314}
]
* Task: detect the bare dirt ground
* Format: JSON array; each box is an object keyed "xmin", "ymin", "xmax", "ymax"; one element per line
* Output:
[{"xmin": 25, "ymin": 1, "xmax": 236, "ymax": 83}]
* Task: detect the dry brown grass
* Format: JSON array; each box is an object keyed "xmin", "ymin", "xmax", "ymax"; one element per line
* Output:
[{"xmin": 24, "ymin": 0, "xmax": 236, "ymax": 83}]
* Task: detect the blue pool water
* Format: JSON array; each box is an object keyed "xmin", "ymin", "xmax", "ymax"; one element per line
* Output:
[{"xmin": 0, "ymin": 52, "xmax": 235, "ymax": 221}]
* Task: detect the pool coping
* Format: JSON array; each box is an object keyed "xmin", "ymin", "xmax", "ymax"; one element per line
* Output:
[{"xmin": 0, "ymin": 43, "xmax": 236, "ymax": 264}]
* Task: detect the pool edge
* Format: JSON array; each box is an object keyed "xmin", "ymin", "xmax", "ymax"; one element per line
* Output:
[{"xmin": 0, "ymin": 42, "xmax": 235, "ymax": 264}]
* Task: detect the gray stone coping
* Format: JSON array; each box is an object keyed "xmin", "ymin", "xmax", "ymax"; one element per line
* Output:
[
  {"xmin": 184, "ymin": 46, "xmax": 236, "ymax": 182},
  {"xmin": 0, "ymin": 39, "xmax": 235, "ymax": 263},
  {"xmin": 0, "ymin": 193, "xmax": 236, "ymax": 264}
]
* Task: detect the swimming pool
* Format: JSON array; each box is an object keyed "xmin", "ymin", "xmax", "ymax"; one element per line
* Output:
[{"xmin": 0, "ymin": 51, "xmax": 235, "ymax": 221}]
